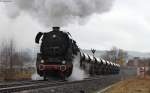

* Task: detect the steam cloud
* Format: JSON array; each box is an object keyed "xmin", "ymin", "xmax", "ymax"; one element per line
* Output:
[
  {"xmin": 68, "ymin": 53, "xmax": 88, "ymax": 81},
  {"xmin": 6, "ymin": 0, "xmax": 114, "ymax": 26}
]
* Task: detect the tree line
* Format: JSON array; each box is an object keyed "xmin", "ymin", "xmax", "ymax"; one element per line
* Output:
[
  {"xmin": 101, "ymin": 47, "xmax": 128, "ymax": 66},
  {"xmin": 0, "ymin": 39, "xmax": 33, "ymax": 81}
]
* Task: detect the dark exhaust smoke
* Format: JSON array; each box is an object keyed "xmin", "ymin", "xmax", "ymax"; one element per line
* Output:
[{"xmin": 5, "ymin": 0, "xmax": 114, "ymax": 26}]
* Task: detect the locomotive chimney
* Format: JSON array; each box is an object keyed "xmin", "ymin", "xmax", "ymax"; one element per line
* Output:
[{"xmin": 52, "ymin": 26, "xmax": 60, "ymax": 31}]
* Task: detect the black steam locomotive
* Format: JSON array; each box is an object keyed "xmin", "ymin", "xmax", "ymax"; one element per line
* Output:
[
  {"xmin": 35, "ymin": 27, "xmax": 120, "ymax": 80},
  {"xmin": 35, "ymin": 27, "xmax": 79, "ymax": 80}
]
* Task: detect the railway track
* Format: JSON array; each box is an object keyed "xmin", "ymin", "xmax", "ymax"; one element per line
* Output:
[
  {"xmin": 0, "ymin": 76, "xmax": 106, "ymax": 93},
  {"xmin": 0, "ymin": 81, "xmax": 66, "ymax": 93},
  {"xmin": 0, "ymin": 80, "xmax": 48, "ymax": 88}
]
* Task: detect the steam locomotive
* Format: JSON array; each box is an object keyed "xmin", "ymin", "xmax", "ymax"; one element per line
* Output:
[
  {"xmin": 35, "ymin": 27, "xmax": 120, "ymax": 80},
  {"xmin": 35, "ymin": 27, "xmax": 79, "ymax": 80}
]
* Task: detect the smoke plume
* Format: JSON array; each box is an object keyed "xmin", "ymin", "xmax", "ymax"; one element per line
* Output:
[{"xmin": 6, "ymin": 0, "xmax": 114, "ymax": 26}]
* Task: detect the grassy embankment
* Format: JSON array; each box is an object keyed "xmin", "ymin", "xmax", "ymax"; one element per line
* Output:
[{"xmin": 93, "ymin": 76, "xmax": 150, "ymax": 93}]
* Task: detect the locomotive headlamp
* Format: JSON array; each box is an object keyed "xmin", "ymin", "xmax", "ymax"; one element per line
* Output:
[
  {"xmin": 52, "ymin": 34, "xmax": 56, "ymax": 38},
  {"xmin": 62, "ymin": 60, "xmax": 66, "ymax": 64},
  {"xmin": 41, "ymin": 60, "xmax": 44, "ymax": 63}
]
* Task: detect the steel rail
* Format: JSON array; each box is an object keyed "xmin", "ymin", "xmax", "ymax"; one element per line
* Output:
[{"xmin": 0, "ymin": 76, "xmax": 107, "ymax": 93}]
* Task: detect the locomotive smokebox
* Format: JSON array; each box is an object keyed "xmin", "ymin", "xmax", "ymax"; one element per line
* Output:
[{"xmin": 52, "ymin": 26, "xmax": 60, "ymax": 31}]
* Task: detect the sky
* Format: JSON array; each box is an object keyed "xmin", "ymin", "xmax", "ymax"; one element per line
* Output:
[{"xmin": 0, "ymin": 0, "xmax": 150, "ymax": 52}]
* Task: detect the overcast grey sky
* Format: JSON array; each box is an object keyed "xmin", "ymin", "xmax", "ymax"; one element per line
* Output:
[{"xmin": 0, "ymin": 0, "xmax": 150, "ymax": 52}]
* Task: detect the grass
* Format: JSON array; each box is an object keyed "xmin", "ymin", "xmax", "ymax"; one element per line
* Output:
[
  {"xmin": 0, "ymin": 71, "xmax": 34, "ymax": 81},
  {"xmin": 93, "ymin": 76, "xmax": 150, "ymax": 93}
]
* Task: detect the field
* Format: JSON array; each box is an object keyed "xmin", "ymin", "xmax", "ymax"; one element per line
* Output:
[
  {"xmin": 0, "ymin": 71, "xmax": 34, "ymax": 81},
  {"xmin": 100, "ymin": 76, "xmax": 150, "ymax": 93}
]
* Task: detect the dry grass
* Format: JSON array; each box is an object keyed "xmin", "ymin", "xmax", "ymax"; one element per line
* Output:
[
  {"xmin": 14, "ymin": 71, "xmax": 33, "ymax": 80},
  {"xmin": 102, "ymin": 76, "xmax": 150, "ymax": 93},
  {"xmin": 0, "ymin": 71, "xmax": 33, "ymax": 81}
]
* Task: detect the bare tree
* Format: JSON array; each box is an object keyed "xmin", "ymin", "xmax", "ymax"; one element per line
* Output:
[
  {"xmin": 145, "ymin": 58, "xmax": 150, "ymax": 75},
  {"xmin": 0, "ymin": 39, "xmax": 16, "ymax": 80},
  {"xmin": 0, "ymin": 39, "xmax": 32, "ymax": 81},
  {"xmin": 101, "ymin": 46, "xmax": 128, "ymax": 65}
]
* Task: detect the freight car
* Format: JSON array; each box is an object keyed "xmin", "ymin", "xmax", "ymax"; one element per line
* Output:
[
  {"xmin": 35, "ymin": 27, "xmax": 120, "ymax": 80},
  {"xmin": 79, "ymin": 52, "xmax": 120, "ymax": 76}
]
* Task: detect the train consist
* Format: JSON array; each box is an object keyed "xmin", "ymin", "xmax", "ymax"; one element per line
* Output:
[
  {"xmin": 80, "ymin": 53, "xmax": 120, "ymax": 76},
  {"xmin": 35, "ymin": 27, "xmax": 120, "ymax": 80}
]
